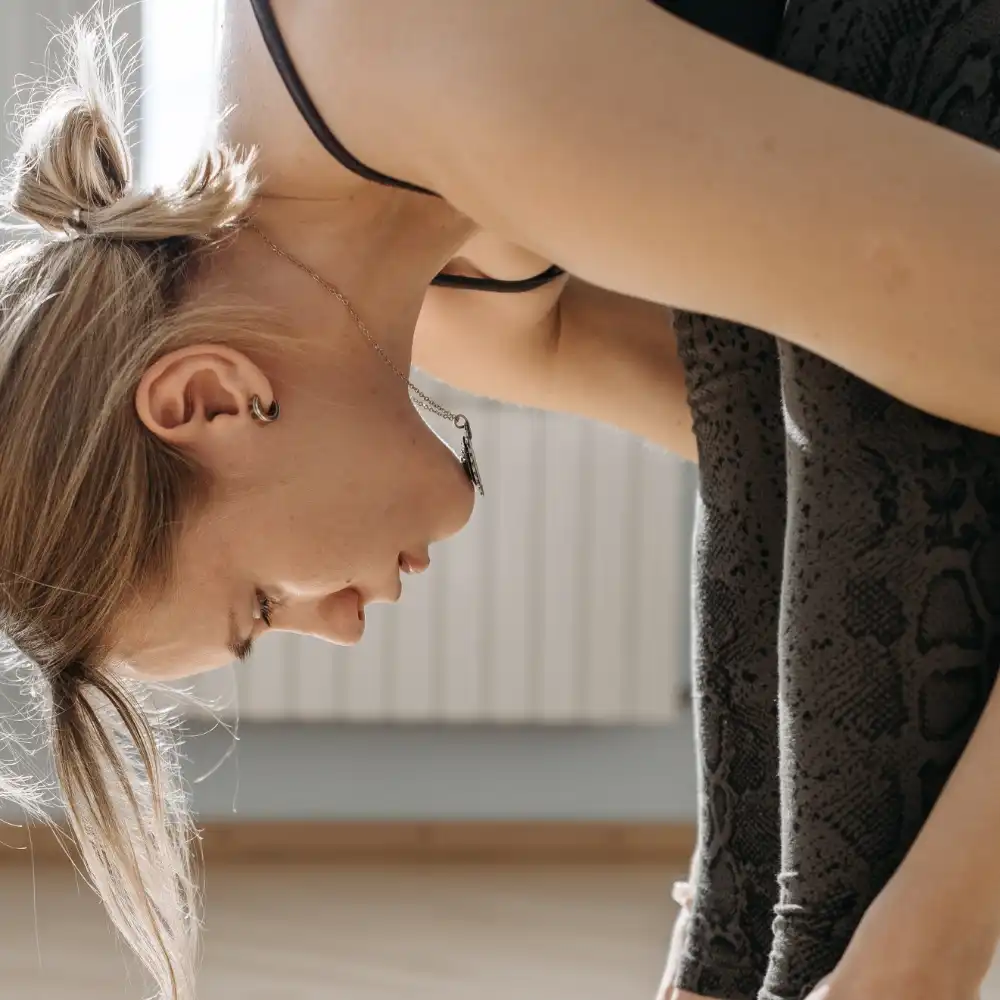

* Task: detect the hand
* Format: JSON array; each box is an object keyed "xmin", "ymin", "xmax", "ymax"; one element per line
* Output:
[
  {"xmin": 657, "ymin": 881, "xmax": 694, "ymax": 1000},
  {"xmin": 803, "ymin": 885, "xmax": 986, "ymax": 1000},
  {"xmin": 805, "ymin": 969, "xmax": 978, "ymax": 1000}
]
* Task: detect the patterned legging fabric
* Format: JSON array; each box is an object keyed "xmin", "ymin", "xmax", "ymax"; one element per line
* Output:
[{"xmin": 675, "ymin": 3, "xmax": 1000, "ymax": 998}]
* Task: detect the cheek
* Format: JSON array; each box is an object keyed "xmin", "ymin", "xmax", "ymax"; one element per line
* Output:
[
  {"xmin": 260, "ymin": 414, "xmax": 473, "ymax": 576},
  {"xmin": 263, "ymin": 480, "xmax": 397, "ymax": 585}
]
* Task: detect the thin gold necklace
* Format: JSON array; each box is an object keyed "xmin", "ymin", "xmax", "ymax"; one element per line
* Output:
[{"xmin": 250, "ymin": 223, "xmax": 483, "ymax": 496}]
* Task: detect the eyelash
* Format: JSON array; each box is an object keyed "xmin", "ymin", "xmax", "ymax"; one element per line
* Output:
[{"xmin": 256, "ymin": 590, "xmax": 277, "ymax": 628}]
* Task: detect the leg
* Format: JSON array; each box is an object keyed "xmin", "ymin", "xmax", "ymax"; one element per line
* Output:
[
  {"xmin": 762, "ymin": 343, "xmax": 1000, "ymax": 999},
  {"xmin": 670, "ymin": 314, "xmax": 786, "ymax": 1000},
  {"xmin": 761, "ymin": 4, "xmax": 1000, "ymax": 994}
]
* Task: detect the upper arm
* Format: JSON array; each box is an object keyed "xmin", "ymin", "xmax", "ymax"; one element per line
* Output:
[
  {"xmin": 351, "ymin": 0, "xmax": 841, "ymax": 323},
  {"xmin": 416, "ymin": 234, "xmax": 694, "ymax": 460},
  {"xmin": 413, "ymin": 233, "xmax": 569, "ymax": 404},
  {"xmin": 327, "ymin": 0, "xmax": 1000, "ymax": 433}
]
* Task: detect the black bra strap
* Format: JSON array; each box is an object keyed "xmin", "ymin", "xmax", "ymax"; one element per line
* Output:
[
  {"xmin": 248, "ymin": 0, "xmax": 438, "ymax": 196},
  {"xmin": 430, "ymin": 265, "xmax": 565, "ymax": 292},
  {"xmin": 249, "ymin": 0, "xmax": 565, "ymax": 293}
]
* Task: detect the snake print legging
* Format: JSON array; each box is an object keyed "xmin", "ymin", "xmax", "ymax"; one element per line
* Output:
[{"xmin": 674, "ymin": 3, "xmax": 1000, "ymax": 998}]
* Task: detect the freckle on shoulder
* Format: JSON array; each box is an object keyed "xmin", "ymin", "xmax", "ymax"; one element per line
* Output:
[{"xmin": 861, "ymin": 233, "xmax": 913, "ymax": 297}]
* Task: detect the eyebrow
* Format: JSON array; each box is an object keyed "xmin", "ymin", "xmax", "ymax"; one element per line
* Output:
[{"xmin": 227, "ymin": 608, "xmax": 255, "ymax": 663}]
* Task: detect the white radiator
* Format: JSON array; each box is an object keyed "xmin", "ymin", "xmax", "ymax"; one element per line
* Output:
[{"xmin": 186, "ymin": 400, "xmax": 691, "ymax": 724}]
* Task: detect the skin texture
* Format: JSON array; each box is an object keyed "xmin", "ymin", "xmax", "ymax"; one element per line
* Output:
[
  {"xmin": 118, "ymin": 3, "xmax": 1000, "ymax": 997},
  {"xmin": 234, "ymin": 0, "xmax": 1000, "ymax": 436},
  {"xmin": 416, "ymin": 260, "xmax": 696, "ymax": 460},
  {"xmin": 117, "ymin": 195, "xmax": 478, "ymax": 676},
  {"xmin": 122, "ymin": 0, "xmax": 711, "ymax": 676}
]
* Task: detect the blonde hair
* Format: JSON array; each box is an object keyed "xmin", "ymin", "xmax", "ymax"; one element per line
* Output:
[{"xmin": 0, "ymin": 14, "xmax": 258, "ymax": 999}]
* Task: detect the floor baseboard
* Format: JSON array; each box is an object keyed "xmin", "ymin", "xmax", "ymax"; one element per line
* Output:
[{"xmin": 0, "ymin": 821, "xmax": 695, "ymax": 866}]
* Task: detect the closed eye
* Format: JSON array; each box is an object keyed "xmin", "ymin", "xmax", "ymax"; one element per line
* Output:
[
  {"xmin": 227, "ymin": 611, "xmax": 255, "ymax": 663},
  {"xmin": 232, "ymin": 634, "xmax": 255, "ymax": 662},
  {"xmin": 257, "ymin": 590, "xmax": 276, "ymax": 628},
  {"xmin": 227, "ymin": 592, "xmax": 278, "ymax": 664}
]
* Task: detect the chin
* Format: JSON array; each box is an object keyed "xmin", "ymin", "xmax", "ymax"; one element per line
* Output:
[
  {"xmin": 435, "ymin": 456, "xmax": 477, "ymax": 543},
  {"xmin": 405, "ymin": 429, "xmax": 477, "ymax": 546}
]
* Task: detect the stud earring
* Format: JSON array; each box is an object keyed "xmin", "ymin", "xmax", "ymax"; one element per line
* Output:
[{"xmin": 249, "ymin": 395, "xmax": 280, "ymax": 423}]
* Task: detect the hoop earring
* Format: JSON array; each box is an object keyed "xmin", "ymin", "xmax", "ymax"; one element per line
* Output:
[{"xmin": 250, "ymin": 395, "xmax": 280, "ymax": 424}]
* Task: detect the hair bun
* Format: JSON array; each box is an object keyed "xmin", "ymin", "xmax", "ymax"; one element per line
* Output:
[
  {"xmin": 7, "ymin": 24, "xmax": 132, "ymax": 236},
  {"xmin": 5, "ymin": 19, "xmax": 256, "ymax": 243}
]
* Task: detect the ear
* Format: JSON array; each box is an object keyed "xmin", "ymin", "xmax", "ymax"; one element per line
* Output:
[{"xmin": 135, "ymin": 345, "xmax": 277, "ymax": 468}]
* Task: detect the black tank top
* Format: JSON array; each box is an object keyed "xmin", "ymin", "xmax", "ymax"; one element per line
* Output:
[{"xmin": 247, "ymin": 0, "xmax": 784, "ymax": 293}]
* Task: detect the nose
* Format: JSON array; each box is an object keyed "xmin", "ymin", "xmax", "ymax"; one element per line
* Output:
[{"xmin": 278, "ymin": 588, "xmax": 366, "ymax": 646}]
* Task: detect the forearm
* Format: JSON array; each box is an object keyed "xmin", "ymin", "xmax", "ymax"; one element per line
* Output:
[
  {"xmin": 548, "ymin": 280, "xmax": 696, "ymax": 461},
  {"xmin": 764, "ymin": 109, "xmax": 1000, "ymax": 441},
  {"xmin": 641, "ymin": 93, "xmax": 1000, "ymax": 440}
]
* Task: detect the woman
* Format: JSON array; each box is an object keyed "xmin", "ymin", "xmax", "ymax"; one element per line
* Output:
[{"xmin": 3, "ymin": 2, "xmax": 1000, "ymax": 999}]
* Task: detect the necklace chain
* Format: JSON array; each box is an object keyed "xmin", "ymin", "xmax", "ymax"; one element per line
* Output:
[
  {"xmin": 249, "ymin": 224, "xmax": 460, "ymax": 426},
  {"xmin": 248, "ymin": 223, "xmax": 483, "ymax": 495}
]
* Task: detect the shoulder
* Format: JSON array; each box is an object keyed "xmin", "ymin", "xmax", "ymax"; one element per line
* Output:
[
  {"xmin": 220, "ymin": 0, "xmax": 697, "ymax": 202},
  {"xmin": 322, "ymin": 0, "xmax": 689, "ymax": 190},
  {"xmin": 217, "ymin": 0, "xmax": 371, "ymax": 197}
]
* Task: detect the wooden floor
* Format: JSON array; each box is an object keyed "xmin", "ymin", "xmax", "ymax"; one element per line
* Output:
[
  {"xmin": 6, "ymin": 862, "xmax": 1000, "ymax": 1000},
  {"xmin": 0, "ymin": 863, "xmax": 679, "ymax": 999}
]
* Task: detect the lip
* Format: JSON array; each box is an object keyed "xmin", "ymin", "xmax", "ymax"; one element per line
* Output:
[
  {"xmin": 356, "ymin": 574, "xmax": 403, "ymax": 610},
  {"xmin": 399, "ymin": 550, "xmax": 431, "ymax": 574}
]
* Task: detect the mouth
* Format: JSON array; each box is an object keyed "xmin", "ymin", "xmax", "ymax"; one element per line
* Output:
[
  {"xmin": 357, "ymin": 565, "xmax": 407, "ymax": 615},
  {"xmin": 353, "ymin": 553, "xmax": 430, "ymax": 628}
]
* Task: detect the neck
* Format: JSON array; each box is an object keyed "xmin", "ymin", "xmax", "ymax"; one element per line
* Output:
[{"xmin": 251, "ymin": 189, "xmax": 475, "ymax": 370}]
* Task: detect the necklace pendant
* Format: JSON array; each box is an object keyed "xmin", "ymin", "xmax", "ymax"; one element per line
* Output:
[
  {"xmin": 461, "ymin": 434, "xmax": 484, "ymax": 497},
  {"xmin": 455, "ymin": 415, "xmax": 484, "ymax": 497}
]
